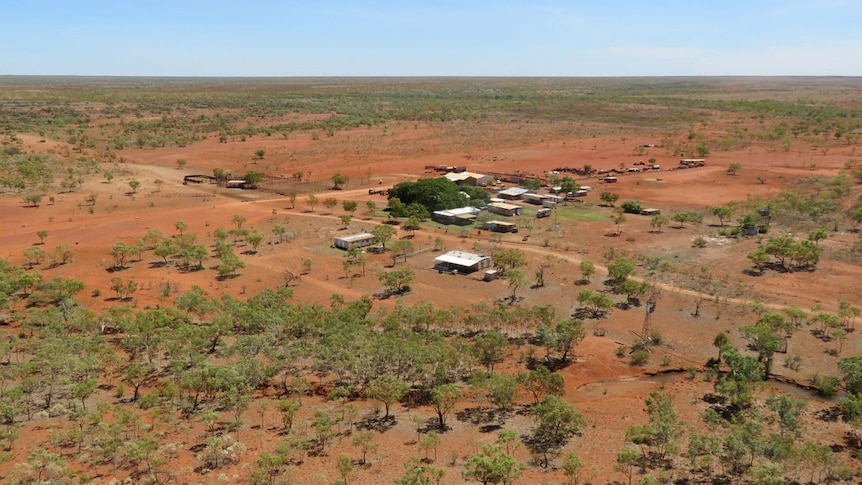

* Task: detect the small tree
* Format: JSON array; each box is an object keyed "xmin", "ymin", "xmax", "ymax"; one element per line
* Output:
[
  {"xmin": 365, "ymin": 200, "xmax": 377, "ymax": 217},
  {"xmin": 366, "ymin": 374, "xmax": 408, "ymax": 419},
  {"xmin": 254, "ymin": 148, "xmax": 266, "ymax": 160},
  {"xmin": 247, "ymin": 232, "xmax": 263, "ymax": 253},
  {"xmin": 726, "ymin": 162, "xmax": 742, "ymax": 175},
  {"xmin": 379, "ymin": 267, "xmax": 414, "ymax": 295},
  {"xmin": 615, "ymin": 446, "xmax": 639, "ymax": 485},
  {"xmin": 323, "ymin": 197, "xmax": 338, "ymax": 214},
  {"xmin": 600, "ymin": 192, "xmax": 619, "ymax": 207},
  {"xmin": 23, "ymin": 194, "xmax": 42, "ymax": 207},
  {"xmin": 352, "ymin": 430, "xmax": 378, "ymax": 465},
  {"xmin": 231, "ymin": 214, "xmax": 247, "ymax": 229},
  {"xmin": 463, "ymin": 443, "xmax": 524, "ymax": 485},
  {"xmin": 579, "ymin": 260, "xmax": 595, "ymax": 283},
  {"xmin": 562, "ymin": 453, "xmax": 584, "ymax": 485},
  {"xmin": 272, "ymin": 223, "xmax": 286, "ymax": 243},
  {"xmin": 611, "ymin": 209, "xmax": 626, "ymax": 235},
  {"xmin": 244, "ymin": 170, "xmax": 263, "ymax": 188},
  {"xmin": 505, "ymin": 269, "xmax": 527, "ymax": 304},
  {"xmin": 529, "ymin": 395, "xmax": 586, "ymax": 468},
  {"xmin": 371, "ymin": 224, "xmax": 397, "ymax": 249},
  {"xmin": 712, "ymin": 205, "xmax": 734, "ymax": 227},
  {"xmin": 23, "ymin": 246, "xmax": 46, "ymax": 267},
  {"xmin": 403, "ymin": 216, "xmax": 422, "ymax": 236},
  {"xmin": 389, "ymin": 239, "xmax": 414, "ymax": 266},
  {"xmin": 176, "ymin": 158, "xmax": 187, "ymax": 169},
  {"xmin": 650, "ymin": 214, "xmax": 669, "ymax": 233},
  {"xmin": 472, "ymin": 330, "xmax": 509, "ymax": 374},
  {"xmin": 128, "ymin": 179, "xmax": 141, "ymax": 193},
  {"xmin": 807, "ymin": 227, "xmax": 828, "ymax": 245},
  {"xmin": 305, "ymin": 194, "xmax": 319, "ymax": 212},
  {"xmin": 331, "ymin": 173, "xmax": 347, "ymax": 190},
  {"xmin": 36, "ymin": 230, "xmax": 48, "ymax": 245},
  {"xmin": 429, "ymin": 384, "xmax": 462, "ymax": 430},
  {"xmin": 342, "ymin": 200, "xmax": 358, "ymax": 215}
]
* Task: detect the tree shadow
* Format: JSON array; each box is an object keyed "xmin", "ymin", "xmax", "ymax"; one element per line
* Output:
[{"xmin": 355, "ymin": 415, "xmax": 397, "ymax": 433}]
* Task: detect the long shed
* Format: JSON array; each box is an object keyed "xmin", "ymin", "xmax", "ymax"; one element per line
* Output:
[{"xmin": 333, "ymin": 233, "xmax": 376, "ymax": 250}]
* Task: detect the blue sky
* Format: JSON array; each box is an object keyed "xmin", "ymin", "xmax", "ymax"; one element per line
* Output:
[{"xmin": 1, "ymin": 0, "xmax": 860, "ymax": 76}]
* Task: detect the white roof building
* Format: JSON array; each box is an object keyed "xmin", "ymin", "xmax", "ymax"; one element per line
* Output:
[
  {"xmin": 497, "ymin": 187, "xmax": 531, "ymax": 199},
  {"xmin": 433, "ymin": 251, "xmax": 492, "ymax": 273}
]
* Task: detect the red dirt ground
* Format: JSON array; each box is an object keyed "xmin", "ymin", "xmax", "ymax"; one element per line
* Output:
[{"xmin": 1, "ymin": 117, "xmax": 860, "ymax": 483}]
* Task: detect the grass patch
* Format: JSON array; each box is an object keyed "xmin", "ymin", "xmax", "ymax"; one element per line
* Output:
[{"xmin": 553, "ymin": 204, "xmax": 608, "ymax": 223}]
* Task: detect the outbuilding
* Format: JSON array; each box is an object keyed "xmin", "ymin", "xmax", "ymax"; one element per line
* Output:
[
  {"xmin": 434, "ymin": 251, "xmax": 492, "ymax": 274},
  {"xmin": 487, "ymin": 202, "xmax": 523, "ymax": 217},
  {"xmin": 333, "ymin": 233, "xmax": 376, "ymax": 250},
  {"xmin": 484, "ymin": 220, "xmax": 518, "ymax": 233},
  {"xmin": 432, "ymin": 206, "xmax": 481, "ymax": 225},
  {"xmin": 497, "ymin": 187, "xmax": 531, "ymax": 200},
  {"xmin": 225, "ymin": 179, "xmax": 248, "ymax": 189},
  {"xmin": 521, "ymin": 193, "xmax": 549, "ymax": 205}
]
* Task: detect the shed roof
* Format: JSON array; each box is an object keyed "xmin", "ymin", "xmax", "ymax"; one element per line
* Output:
[
  {"xmin": 434, "ymin": 251, "xmax": 490, "ymax": 267},
  {"xmin": 444, "ymin": 171, "xmax": 490, "ymax": 182},
  {"xmin": 335, "ymin": 233, "xmax": 376, "ymax": 242},
  {"xmin": 434, "ymin": 206, "xmax": 480, "ymax": 217},
  {"xmin": 498, "ymin": 187, "xmax": 531, "ymax": 197},
  {"xmin": 488, "ymin": 202, "xmax": 522, "ymax": 211}
]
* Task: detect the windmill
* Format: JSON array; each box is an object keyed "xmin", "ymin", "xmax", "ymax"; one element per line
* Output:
[
  {"xmin": 632, "ymin": 285, "xmax": 661, "ymax": 345},
  {"xmin": 642, "ymin": 297, "xmax": 656, "ymax": 341}
]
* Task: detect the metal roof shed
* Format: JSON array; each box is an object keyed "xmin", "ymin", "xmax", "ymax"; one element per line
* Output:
[{"xmin": 433, "ymin": 251, "xmax": 492, "ymax": 273}]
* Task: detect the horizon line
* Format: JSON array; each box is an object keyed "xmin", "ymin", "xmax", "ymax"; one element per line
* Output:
[{"xmin": 2, "ymin": 74, "xmax": 861, "ymax": 80}]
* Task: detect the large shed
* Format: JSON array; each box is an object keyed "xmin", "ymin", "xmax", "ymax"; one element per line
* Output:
[
  {"xmin": 434, "ymin": 251, "xmax": 492, "ymax": 274},
  {"xmin": 444, "ymin": 171, "xmax": 494, "ymax": 187}
]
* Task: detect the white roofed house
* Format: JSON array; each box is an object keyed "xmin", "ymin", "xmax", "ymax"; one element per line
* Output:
[
  {"xmin": 432, "ymin": 206, "xmax": 481, "ymax": 225},
  {"xmin": 433, "ymin": 250, "xmax": 492, "ymax": 274}
]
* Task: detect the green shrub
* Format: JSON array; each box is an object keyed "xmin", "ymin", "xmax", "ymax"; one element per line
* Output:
[
  {"xmin": 630, "ymin": 350, "xmax": 649, "ymax": 366},
  {"xmin": 693, "ymin": 236, "xmax": 707, "ymax": 248},
  {"xmin": 615, "ymin": 345, "xmax": 627, "ymax": 358},
  {"xmin": 621, "ymin": 200, "xmax": 645, "ymax": 214},
  {"xmin": 811, "ymin": 373, "xmax": 840, "ymax": 398}
]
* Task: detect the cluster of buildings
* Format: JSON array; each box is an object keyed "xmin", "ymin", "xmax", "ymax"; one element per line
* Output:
[
  {"xmin": 428, "ymin": 169, "xmax": 593, "ymax": 231},
  {"xmin": 330, "ymin": 168, "xmax": 596, "ymax": 278}
]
